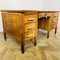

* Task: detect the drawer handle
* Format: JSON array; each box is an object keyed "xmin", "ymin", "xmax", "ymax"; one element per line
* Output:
[
  {"xmin": 28, "ymin": 28, "xmax": 33, "ymax": 30},
  {"xmin": 54, "ymin": 16, "xmax": 57, "ymax": 17},
  {"xmin": 28, "ymin": 20, "xmax": 34, "ymax": 21},
  {"xmin": 45, "ymin": 14, "xmax": 47, "ymax": 15}
]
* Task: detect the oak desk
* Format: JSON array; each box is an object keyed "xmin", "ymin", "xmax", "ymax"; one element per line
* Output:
[{"xmin": 0, "ymin": 10, "xmax": 59, "ymax": 53}]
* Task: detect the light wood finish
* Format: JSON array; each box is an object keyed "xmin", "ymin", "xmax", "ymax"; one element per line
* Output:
[
  {"xmin": 1, "ymin": 10, "xmax": 59, "ymax": 53},
  {"xmin": 1, "ymin": 11, "xmax": 38, "ymax": 53}
]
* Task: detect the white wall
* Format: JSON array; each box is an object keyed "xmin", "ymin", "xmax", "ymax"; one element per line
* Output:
[
  {"xmin": 0, "ymin": 0, "xmax": 60, "ymax": 32},
  {"xmin": 0, "ymin": 12, "xmax": 3, "ymax": 32}
]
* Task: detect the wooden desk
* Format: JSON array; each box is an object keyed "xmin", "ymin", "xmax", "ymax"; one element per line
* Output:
[{"xmin": 0, "ymin": 10, "xmax": 59, "ymax": 54}]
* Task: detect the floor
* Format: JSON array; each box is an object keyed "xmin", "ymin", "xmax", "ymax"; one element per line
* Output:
[{"xmin": 0, "ymin": 27, "xmax": 60, "ymax": 60}]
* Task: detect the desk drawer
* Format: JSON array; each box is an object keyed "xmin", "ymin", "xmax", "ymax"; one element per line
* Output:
[
  {"xmin": 51, "ymin": 22, "xmax": 57, "ymax": 28},
  {"xmin": 46, "ymin": 13, "xmax": 52, "ymax": 16},
  {"xmin": 52, "ymin": 13, "xmax": 58, "ymax": 17},
  {"xmin": 25, "ymin": 23, "xmax": 36, "ymax": 32},
  {"xmin": 39, "ymin": 13, "xmax": 46, "ymax": 18},
  {"xmin": 39, "ymin": 13, "xmax": 52, "ymax": 18},
  {"xmin": 24, "ymin": 15, "xmax": 37, "ymax": 24},
  {"xmin": 25, "ymin": 30, "xmax": 36, "ymax": 40},
  {"xmin": 51, "ymin": 19, "xmax": 57, "ymax": 29}
]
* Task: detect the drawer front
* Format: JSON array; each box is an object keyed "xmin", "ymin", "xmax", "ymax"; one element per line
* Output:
[
  {"xmin": 51, "ymin": 22, "xmax": 57, "ymax": 28},
  {"xmin": 52, "ymin": 12, "xmax": 58, "ymax": 17},
  {"xmin": 51, "ymin": 19, "xmax": 57, "ymax": 28},
  {"xmin": 51, "ymin": 13, "xmax": 58, "ymax": 29},
  {"xmin": 25, "ymin": 23, "xmax": 36, "ymax": 32},
  {"xmin": 25, "ymin": 30, "xmax": 36, "ymax": 40},
  {"xmin": 46, "ymin": 13, "xmax": 52, "ymax": 16},
  {"xmin": 39, "ymin": 13, "xmax": 46, "ymax": 18},
  {"xmin": 24, "ymin": 15, "xmax": 37, "ymax": 24},
  {"xmin": 39, "ymin": 13, "xmax": 52, "ymax": 18}
]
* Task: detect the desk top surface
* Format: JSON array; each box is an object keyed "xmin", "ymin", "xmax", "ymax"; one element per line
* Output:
[{"xmin": 0, "ymin": 10, "xmax": 59, "ymax": 13}]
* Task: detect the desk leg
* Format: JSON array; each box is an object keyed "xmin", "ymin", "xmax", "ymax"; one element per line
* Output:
[
  {"xmin": 55, "ymin": 27, "xmax": 57, "ymax": 34},
  {"xmin": 34, "ymin": 37, "xmax": 37, "ymax": 46},
  {"xmin": 21, "ymin": 40, "xmax": 24, "ymax": 54},
  {"xmin": 4, "ymin": 33, "xmax": 6, "ymax": 41},
  {"xmin": 47, "ymin": 31, "xmax": 49, "ymax": 38}
]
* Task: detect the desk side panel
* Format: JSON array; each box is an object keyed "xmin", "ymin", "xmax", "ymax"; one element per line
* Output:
[{"xmin": 2, "ymin": 12, "xmax": 22, "ymax": 41}]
